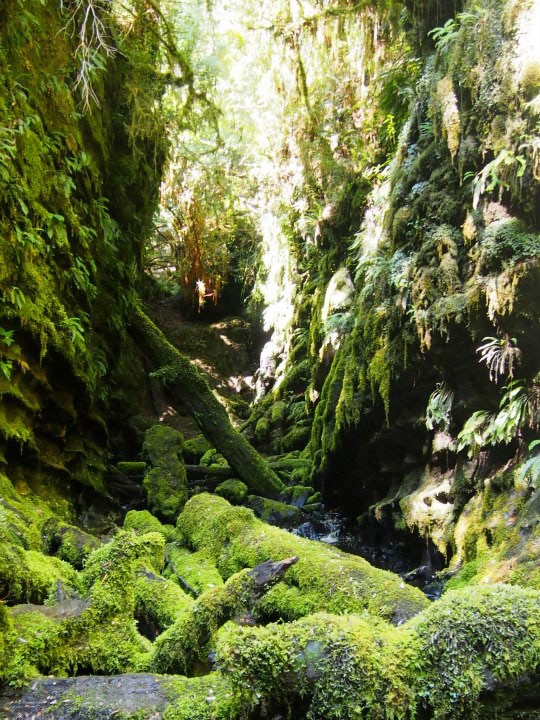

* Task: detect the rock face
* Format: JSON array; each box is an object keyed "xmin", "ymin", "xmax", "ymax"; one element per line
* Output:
[{"xmin": 243, "ymin": 0, "xmax": 540, "ymax": 592}]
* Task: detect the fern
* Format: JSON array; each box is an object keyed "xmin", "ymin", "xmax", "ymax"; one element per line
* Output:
[
  {"xmin": 476, "ymin": 336, "xmax": 521, "ymax": 383},
  {"xmin": 426, "ymin": 382, "xmax": 454, "ymax": 431},
  {"xmin": 517, "ymin": 440, "xmax": 540, "ymax": 489}
]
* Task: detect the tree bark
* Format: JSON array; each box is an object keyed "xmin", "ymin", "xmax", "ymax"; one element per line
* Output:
[{"xmin": 129, "ymin": 306, "xmax": 285, "ymax": 498}]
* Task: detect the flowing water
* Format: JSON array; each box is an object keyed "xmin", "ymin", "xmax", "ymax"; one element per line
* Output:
[{"xmin": 291, "ymin": 508, "xmax": 445, "ymax": 600}]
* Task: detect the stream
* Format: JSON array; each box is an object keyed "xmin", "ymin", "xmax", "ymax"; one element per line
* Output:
[{"xmin": 291, "ymin": 509, "xmax": 446, "ymax": 600}]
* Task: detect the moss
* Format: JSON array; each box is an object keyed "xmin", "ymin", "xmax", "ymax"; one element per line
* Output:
[
  {"xmin": 0, "ymin": 601, "xmax": 14, "ymax": 681},
  {"xmin": 4, "ymin": 608, "xmax": 63, "ymax": 684},
  {"xmin": 0, "ymin": 542, "xmax": 81, "ymax": 604},
  {"xmin": 82, "ymin": 531, "xmax": 165, "ymax": 594},
  {"xmin": 408, "ymin": 584, "xmax": 540, "ymax": 718},
  {"xmin": 281, "ymin": 425, "xmax": 311, "ymax": 452},
  {"xmin": 200, "ymin": 448, "xmax": 229, "ymax": 468},
  {"xmin": 149, "ymin": 561, "xmax": 294, "ymax": 675},
  {"xmin": 164, "ymin": 544, "xmax": 224, "ymax": 595},
  {"xmin": 162, "ymin": 673, "xmax": 243, "ymax": 720},
  {"xmin": 282, "ymin": 484, "xmax": 314, "ymax": 508},
  {"xmin": 446, "ymin": 479, "xmax": 540, "ymax": 590},
  {"xmin": 134, "ymin": 570, "xmax": 192, "ymax": 632},
  {"xmin": 116, "ymin": 461, "xmax": 147, "ymax": 475},
  {"xmin": 143, "ymin": 425, "xmax": 188, "ymax": 521},
  {"xmin": 215, "ymin": 584, "xmax": 540, "ymax": 719},
  {"xmin": 183, "ymin": 434, "xmax": 212, "ymax": 463},
  {"xmin": 277, "ymin": 359, "xmax": 311, "ymax": 396},
  {"xmin": 217, "ymin": 612, "xmax": 418, "ymax": 720},
  {"xmin": 254, "ymin": 416, "xmax": 270, "ymax": 442},
  {"xmin": 178, "ymin": 494, "xmax": 429, "ymax": 623},
  {"xmin": 42, "ymin": 518, "xmax": 101, "ymax": 569},
  {"xmin": 246, "ymin": 495, "xmax": 302, "ymax": 525},
  {"xmin": 123, "ymin": 509, "xmax": 179, "ymax": 543},
  {"xmin": 214, "ymin": 479, "xmax": 248, "ymax": 505},
  {"xmin": 270, "ymin": 400, "xmax": 287, "ymax": 425}
]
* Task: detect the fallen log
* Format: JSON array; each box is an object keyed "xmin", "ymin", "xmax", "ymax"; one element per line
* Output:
[
  {"xmin": 147, "ymin": 556, "xmax": 298, "ymax": 674},
  {"xmin": 216, "ymin": 584, "xmax": 540, "ymax": 720},
  {"xmin": 129, "ymin": 306, "xmax": 285, "ymax": 499},
  {"xmin": 177, "ymin": 493, "xmax": 429, "ymax": 624}
]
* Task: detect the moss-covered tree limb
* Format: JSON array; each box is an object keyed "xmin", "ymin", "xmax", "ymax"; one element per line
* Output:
[
  {"xmin": 216, "ymin": 585, "xmax": 540, "ymax": 719},
  {"xmin": 147, "ymin": 556, "xmax": 298, "ymax": 674},
  {"xmin": 129, "ymin": 306, "xmax": 285, "ymax": 498},
  {"xmin": 177, "ymin": 494, "xmax": 429, "ymax": 623}
]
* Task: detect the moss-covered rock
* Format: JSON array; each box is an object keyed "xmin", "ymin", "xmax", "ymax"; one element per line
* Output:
[
  {"xmin": 41, "ymin": 518, "xmax": 101, "ymax": 570},
  {"xmin": 183, "ymin": 434, "xmax": 212, "ymax": 463},
  {"xmin": 215, "ymin": 479, "xmax": 248, "ymax": 505},
  {"xmin": 177, "ymin": 494, "xmax": 429, "ymax": 623},
  {"xmin": 143, "ymin": 424, "xmax": 188, "ymax": 521},
  {"xmin": 281, "ymin": 484, "xmax": 314, "ymax": 508},
  {"xmin": 200, "ymin": 448, "xmax": 229, "ymax": 468},
  {"xmin": 123, "ymin": 509, "xmax": 179, "ymax": 543},
  {"xmin": 246, "ymin": 495, "xmax": 302, "ymax": 525},
  {"xmin": 0, "ymin": 542, "xmax": 81, "ymax": 604},
  {"xmin": 216, "ymin": 584, "xmax": 540, "ymax": 719},
  {"xmin": 281, "ymin": 425, "xmax": 311, "ymax": 452}
]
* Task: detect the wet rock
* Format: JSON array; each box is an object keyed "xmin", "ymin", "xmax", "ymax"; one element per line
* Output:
[{"xmin": 0, "ymin": 674, "xmax": 169, "ymax": 719}]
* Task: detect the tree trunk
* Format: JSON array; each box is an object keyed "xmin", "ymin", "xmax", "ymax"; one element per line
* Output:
[{"xmin": 129, "ymin": 306, "xmax": 285, "ymax": 498}]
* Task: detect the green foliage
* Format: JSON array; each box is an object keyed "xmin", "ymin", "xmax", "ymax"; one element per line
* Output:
[
  {"xmin": 425, "ymin": 382, "xmax": 454, "ymax": 431},
  {"xmin": 472, "ymin": 150, "xmax": 526, "ymax": 209},
  {"xmin": 476, "ymin": 335, "xmax": 521, "ymax": 383},
  {"xmin": 428, "ymin": 12, "xmax": 481, "ymax": 51},
  {"xmin": 477, "ymin": 218, "xmax": 539, "ymax": 273},
  {"xmin": 517, "ymin": 439, "xmax": 540, "ymax": 489},
  {"xmin": 458, "ymin": 380, "xmax": 539, "ymax": 457}
]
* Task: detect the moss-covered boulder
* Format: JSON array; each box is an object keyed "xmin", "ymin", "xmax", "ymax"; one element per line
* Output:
[
  {"xmin": 215, "ymin": 479, "xmax": 248, "ymax": 504},
  {"xmin": 143, "ymin": 424, "xmax": 188, "ymax": 521},
  {"xmin": 0, "ymin": 542, "xmax": 81, "ymax": 604},
  {"xmin": 183, "ymin": 434, "xmax": 212, "ymax": 463},
  {"xmin": 246, "ymin": 495, "xmax": 302, "ymax": 525},
  {"xmin": 41, "ymin": 519, "xmax": 101, "ymax": 570}
]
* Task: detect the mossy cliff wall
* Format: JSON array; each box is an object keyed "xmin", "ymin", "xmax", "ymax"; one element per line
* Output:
[
  {"xmin": 249, "ymin": 0, "xmax": 540, "ymax": 586},
  {"xmin": 0, "ymin": 0, "xmax": 163, "ymax": 505}
]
